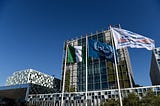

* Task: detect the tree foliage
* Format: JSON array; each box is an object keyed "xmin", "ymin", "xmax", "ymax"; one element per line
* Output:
[
  {"xmin": 101, "ymin": 91, "xmax": 160, "ymax": 106},
  {"xmin": 101, "ymin": 98, "xmax": 119, "ymax": 106},
  {"xmin": 123, "ymin": 92, "xmax": 139, "ymax": 106}
]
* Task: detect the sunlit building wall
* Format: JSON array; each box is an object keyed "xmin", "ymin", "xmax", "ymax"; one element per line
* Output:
[
  {"xmin": 150, "ymin": 47, "xmax": 160, "ymax": 85},
  {"xmin": 62, "ymin": 29, "xmax": 135, "ymax": 92},
  {"xmin": 6, "ymin": 69, "xmax": 60, "ymax": 89}
]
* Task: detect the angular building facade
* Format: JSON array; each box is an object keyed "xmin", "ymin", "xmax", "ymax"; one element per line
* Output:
[
  {"xmin": 0, "ymin": 69, "xmax": 61, "ymax": 105},
  {"xmin": 150, "ymin": 47, "xmax": 160, "ymax": 85},
  {"xmin": 6, "ymin": 69, "xmax": 61, "ymax": 92},
  {"xmin": 62, "ymin": 29, "xmax": 135, "ymax": 92}
]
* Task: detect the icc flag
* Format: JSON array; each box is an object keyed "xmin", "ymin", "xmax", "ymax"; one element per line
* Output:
[
  {"xmin": 88, "ymin": 39, "xmax": 115, "ymax": 62},
  {"xmin": 111, "ymin": 27, "xmax": 155, "ymax": 50}
]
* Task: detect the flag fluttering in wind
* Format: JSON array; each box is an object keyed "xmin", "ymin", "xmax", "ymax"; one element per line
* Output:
[
  {"xmin": 88, "ymin": 39, "xmax": 115, "ymax": 62},
  {"xmin": 67, "ymin": 45, "xmax": 82, "ymax": 63},
  {"xmin": 111, "ymin": 27, "xmax": 155, "ymax": 50}
]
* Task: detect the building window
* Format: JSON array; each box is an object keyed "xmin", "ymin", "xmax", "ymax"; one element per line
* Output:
[
  {"xmin": 102, "ymin": 82, "xmax": 108, "ymax": 89},
  {"xmin": 95, "ymin": 83, "xmax": 100, "ymax": 90},
  {"xmin": 101, "ymin": 75, "xmax": 107, "ymax": 82},
  {"xmin": 158, "ymin": 62, "xmax": 160, "ymax": 65},
  {"xmin": 155, "ymin": 49, "xmax": 157, "ymax": 54}
]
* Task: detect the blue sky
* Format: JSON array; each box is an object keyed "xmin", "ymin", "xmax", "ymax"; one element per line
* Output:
[{"xmin": 0, "ymin": 0, "xmax": 159, "ymax": 86}]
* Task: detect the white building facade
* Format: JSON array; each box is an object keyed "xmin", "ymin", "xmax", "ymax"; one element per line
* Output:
[
  {"xmin": 6, "ymin": 69, "xmax": 58, "ymax": 89},
  {"xmin": 150, "ymin": 47, "xmax": 160, "ymax": 85}
]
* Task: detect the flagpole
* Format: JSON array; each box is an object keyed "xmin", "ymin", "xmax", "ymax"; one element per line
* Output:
[
  {"xmin": 85, "ymin": 35, "xmax": 88, "ymax": 106},
  {"xmin": 61, "ymin": 42, "xmax": 68, "ymax": 106},
  {"xmin": 109, "ymin": 26, "xmax": 123, "ymax": 106}
]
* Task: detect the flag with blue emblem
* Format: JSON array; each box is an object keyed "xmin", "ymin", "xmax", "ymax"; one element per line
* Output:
[
  {"xmin": 88, "ymin": 39, "xmax": 115, "ymax": 62},
  {"xmin": 111, "ymin": 27, "xmax": 155, "ymax": 50}
]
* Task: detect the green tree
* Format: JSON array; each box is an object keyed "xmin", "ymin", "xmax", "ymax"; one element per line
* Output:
[
  {"xmin": 152, "ymin": 94, "xmax": 160, "ymax": 106},
  {"xmin": 100, "ymin": 91, "xmax": 160, "ymax": 106},
  {"xmin": 101, "ymin": 98, "xmax": 119, "ymax": 106},
  {"xmin": 123, "ymin": 92, "xmax": 139, "ymax": 106},
  {"xmin": 139, "ymin": 90, "xmax": 155, "ymax": 106}
]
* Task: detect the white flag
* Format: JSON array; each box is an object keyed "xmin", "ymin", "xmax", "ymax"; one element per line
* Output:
[
  {"xmin": 111, "ymin": 27, "xmax": 155, "ymax": 50},
  {"xmin": 74, "ymin": 46, "xmax": 82, "ymax": 62}
]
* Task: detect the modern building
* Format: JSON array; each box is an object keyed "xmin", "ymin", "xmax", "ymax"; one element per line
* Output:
[
  {"xmin": 0, "ymin": 69, "xmax": 61, "ymax": 105},
  {"xmin": 150, "ymin": 47, "xmax": 160, "ymax": 85},
  {"xmin": 62, "ymin": 28, "xmax": 135, "ymax": 92},
  {"xmin": 0, "ymin": 83, "xmax": 58, "ymax": 105},
  {"xmin": 6, "ymin": 69, "xmax": 61, "ymax": 92},
  {"xmin": 27, "ymin": 85, "xmax": 160, "ymax": 106}
]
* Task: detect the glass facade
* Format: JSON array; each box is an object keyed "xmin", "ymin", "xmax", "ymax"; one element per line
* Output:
[
  {"xmin": 63, "ymin": 29, "xmax": 135, "ymax": 92},
  {"xmin": 77, "ymin": 32, "xmax": 108, "ymax": 91}
]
